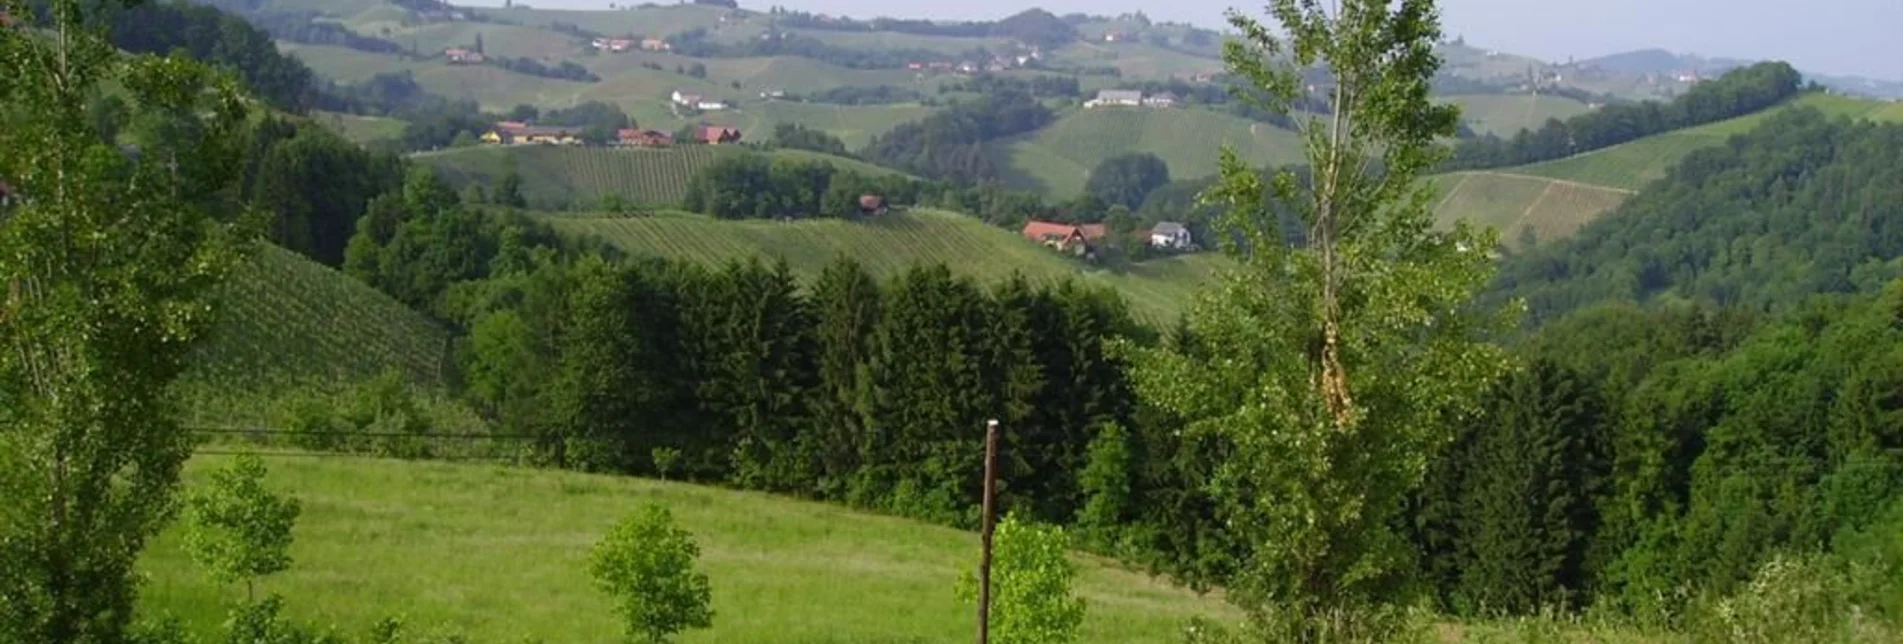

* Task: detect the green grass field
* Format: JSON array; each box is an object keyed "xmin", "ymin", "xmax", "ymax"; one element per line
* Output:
[
  {"xmin": 475, "ymin": 4, "xmax": 747, "ymax": 41},
  {"xmin": 1442, "ymin": 93, "xmax": 1593, "ymax": 137},
  {"xmin": 1513, "ymin": 93, "xmax": 1892, "ymax": 190},
  {"xmin": 1049, "ymin": 41, "xmax": 1226, "ymax": 81},
  {"xmin": 543, "ymin": 209, "xmax": 1227, "ymax": 323},
  {"xmin": 1429, "ymin": 171, "xmax": 1634, "ymax": 249},
  {"xmin": 310, "ymin": 110, "xmax": 407, "ymax": 146},
  {"xmin": 177, "ymin": 244, "xmax": 451, "ymax": 422},
  {"xmin": 990, "ymin": 107, "xmax": 1307, "ymax": 197},
  {"xmin": 279, "ymin": 44, "xmax": 591, "ymax": 111},
  {"xmin": 413, "ymin": 145, "xmax": 906, "ymax": 210},
  {"xmin": 138, "ymin": 453, "xmax": 1240, "ymax": 643}
]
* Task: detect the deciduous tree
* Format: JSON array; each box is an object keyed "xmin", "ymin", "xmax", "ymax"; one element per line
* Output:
[{"xmin": 588, "ymin": 504, "xmax": 714, "ymax": 644}]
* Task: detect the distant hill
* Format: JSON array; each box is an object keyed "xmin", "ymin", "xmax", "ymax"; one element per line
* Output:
[
  {"xmin": 543, "ymin": 209, "xmax": 1228, "ymax": 323},
  {"xmin": 988, "ymin": 106, "xmax": 1308, "ymax": 197},
  {"xmin": 1431, "ymin": 92, "xmax": 1903, "ymax": 248},
  {"xmin": 414, "ymin": 144, "xmax": 908, "ymax": 210},
  {"xmin": 1580, "ymin": 49, "xmax": 1903, "ymax": 100},
  {"xmin": 177, "ymin": 243, "xmax": 452, "ymax": 422}
]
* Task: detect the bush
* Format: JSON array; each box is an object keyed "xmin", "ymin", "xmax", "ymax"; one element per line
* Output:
[
  {"xmin": 588, "ymin": 505, "xmax": 714, "ymax": 643},
  {"xmin": 957, "ymin": 515, "xmax": 1086, "ymax": 644}
]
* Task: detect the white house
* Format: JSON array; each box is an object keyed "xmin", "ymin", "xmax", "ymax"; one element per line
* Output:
[
  {"xmin": 1142, "ymin": 91, "xmax": 1179, "ymax": 108},
  {"xmin": 671, "ymin": 90, "xmax": 702, "ymax": 106},
  {"xmin": 1085, "ymin": 89, "xmax": 1143, "ymax": 108},
  {"xmin": 1149, "ymin": 221, "xmax": 1193, "ymax": 250}
]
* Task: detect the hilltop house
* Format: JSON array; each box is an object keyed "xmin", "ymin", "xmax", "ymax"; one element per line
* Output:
[
  {"xmin": 1142, "ymin": 92, "xmax": 1179, "ymax": 108},
  {"xmin": 617, "ymin": 128, "xmax": 674, "ymax": 147},
  {"xmin": 641, "ymin": 38, "xmax": 671, "ymax": 51},
  {"xmin": 482, "ymin": 122, "xmax": 582, "ymax": 145},
  {"xmin": 1022, "ymin": 220, "xmax": 1108, "ymax": 256},
  {"xmin": 1149, "ymin": 221, "xmax": 1193, "ymax": 250},
  {"xmin": 1085, "ymin": 89, "xmax": 1144, "ymax": 108},
  {"xmin": 1103, "ymin": 31, "xmax": 1131, "ymax": 43},
  {"xmin": 444, "ymin": 47, "xmax": 485, "ymax": 64},
  {"xmin": 858, "ymin": 194, "xmax": 888, "ymax": 216},
  {"xmin": 671, "ymin": 90, "xmax": 729, "ymax": 111},
  {"xmin": 697, "ymin": 125, "xmax": 743, "ymax": 145},
  {"xmin": 592, "ymin": 38, "xmax": 635, "ymax": 52}
]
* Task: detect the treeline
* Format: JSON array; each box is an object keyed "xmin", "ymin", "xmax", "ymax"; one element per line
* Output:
[
  {"xmin": 796, "ymin": 85, "xmax": 925, "ymax": 106},
  {"xmin": 945, "ymin": 74, "xmax": 1081, "ymax": 99},
  {"xmin": 767, "ymin": 123, "xmax": 850, "ymax": 157},
  {"xmin": 489, "ymin": 55, "xmax": 600, "ymax": 82},
  {"xmin": 765, "ymin": 7, "xmax": 1079, "ymax": 49},
  {"xmin": 1444, "ymin": 61, "xmax": 1807, "ymax": 170},
  {"xmin": 250, "ymin": 11, "xmax": 409, "ymax": 56},
  {"xmin": 859, "ymin": 90, "xmax": 1054, "ymax": 183},
  {"xmin": 1490, "ymin": 107, "xmax": 1903, "ymax": 323},
  {"xmin": 334, "ymin": 168, "xmax": 1158, "ymax": 529},
  {"xmin": 1406, "ymin": 284, "xmax": 1903, "ymax": 622},
  {"xmin": 668, "ymin": 28, "xmax": 985, "ymax": 71}
]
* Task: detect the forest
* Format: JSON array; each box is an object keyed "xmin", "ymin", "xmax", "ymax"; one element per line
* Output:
[{"xmin": 859, "ymin": 89, "xmax": 1054, "ymax": 182}]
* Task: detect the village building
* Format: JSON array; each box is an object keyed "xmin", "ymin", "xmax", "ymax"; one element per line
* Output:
[
  {"xmin": 858, "ymin": 194, "xmax": 888, "ymax": 216},
  {"xmin": 641, "ymin": 38, "xmax": 671, "ymax": 51},
  {"xmin": 1021, "ymin": 220, "xmax": 1108, "ymax": 256},
  {"xmin": 1142, "ymin": 92, "xmax": 1179, "ymax": 108},
  {"xmin": 1085, "ymin": 89, "xmax": 1144, "ymax": 108},
  {"xmin": 697, "ymin": 125, "xmax": 742, "ymax": 145},
  {"xmin": 617, "ymin": 128, "xmax": 674, "ymax": 147},
  {"xmin": 671, "ymin": 90, "xmax": 728, "ymax": 111},
  {"xmin": 444, "ymin": 47, "xmax": 485, "ymax": 64},
  {"xmin": 1148, "ymin": 221, "xmax": 1194, "ymax": 250},
  {"xmin": 481, "ymin": 122, "xmax": 582, "ymax": 145}
]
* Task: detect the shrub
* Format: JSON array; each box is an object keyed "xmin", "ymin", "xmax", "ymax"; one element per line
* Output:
[
  {"xmin": 957, "ymin": 514, "xmax": 1086, "ymax": 644},
  {"xmin": 587, "ymin": 505, "xmax": 714, "ymax": 643}
]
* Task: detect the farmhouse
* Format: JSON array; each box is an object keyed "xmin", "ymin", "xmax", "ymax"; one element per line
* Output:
[
  {"xmin": 617, "ymin": 128, "xmax": 674, "ymax": 147},
  {"xmin": 641, "ymin": 38, "xmax": 671, "ymax": 51},
  {"xmin": 672, "ymin": 90, "xmax": 729, "ymax": 111},
  {"xmin": 1085, "ymin": 89, "xmax": 1144, "ymax": 108},
  {"xmin": 444, "ymin": 47, "xmax": 485, "ymax": 64},
  {"xmin": 858, "ymin": 194, "xmax": 888, "ymax": 216},
  {"xmin": 1022, "ymin": 220, "xmax": 1108, "ymax": 256},
  {"xmin": 1142, "ymin": 92, "xmax": 1179, "ymax": 108},
  {"xmin": 697, "ymin": 126, "xmax": 743, "ymax": 145},
  {"xmin": 1149, "ymin": 221, "xmax": 1193, "ymax": 250},
  {"xmin": 591, "ymin": 37, "xmax": 636, "ymax": 52},
  {"xmin": 482, "ymin": 122, "xmax": 582, "ymax": 145}
]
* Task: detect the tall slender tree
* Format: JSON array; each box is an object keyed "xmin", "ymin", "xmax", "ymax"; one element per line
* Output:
[
  {"xmin": 0, "ymin": 0, "xmax": 254, "ymax": 639},
  {"xmin": 1129, "ymin": 0, "xmax": 1509, "ymax": 635}
]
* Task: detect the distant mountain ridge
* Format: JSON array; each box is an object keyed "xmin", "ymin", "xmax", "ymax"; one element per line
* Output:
[{"xmin": 1579, "ymin": 48, "xmax": 1902, "ymax": 99}]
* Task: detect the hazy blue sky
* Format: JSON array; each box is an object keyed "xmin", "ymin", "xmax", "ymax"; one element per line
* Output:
[{"xmin": 484, "ymin": 1, "xmax": 1903, "ymax": 80}]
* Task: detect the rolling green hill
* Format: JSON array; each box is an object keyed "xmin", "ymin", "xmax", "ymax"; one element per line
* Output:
[
  {"xmin": 140, "ymin": 453, "xmax": 1239, "ymax": 643},
  {"xmin": 177, "ymin": 244, "xmax": 451, "ymax": 421},
  {"xmin": 1513, "ymin": 92, "xmax": 1897, "ymax": 190},
  {"xmin": 279, "ymin": 44, "xmax": 591, "ymax": 111},
  {"xmin": 413, "ymin": 145, "xmax": 907, "ymax": 210},
  {"xmin": 1050, "ymin": 41, "xmax": 1227, "ymax": 80},
  {"xmin": 543, "ymin": 209, "xmax": 1228, "ymax": 323},
  {"xmin": 311, "ymin": 110, "xmax": 406, "ymax": 146},
  {"xmin": 473, "ymin": 4, "xmax": 737, "ymax": 38},
  {"xmin": 1442, "ymin": 93, "xmax": 1593, "ymax": 137},
  {"xmin": 990, "ymin": 107, "xmax": 1308, "ymax": 197}
]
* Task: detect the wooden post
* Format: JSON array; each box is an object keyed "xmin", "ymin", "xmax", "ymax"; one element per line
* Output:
[{"xmin": 977, "ymin": 419, "xmax": 1000, "ymax": 644}]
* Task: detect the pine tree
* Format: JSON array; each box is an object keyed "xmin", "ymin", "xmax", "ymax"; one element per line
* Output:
[
  {"xmin": 866, "ymin": 265, "xmax": 995, "ymax": 523},
  {"xmin": 699, "ymin": 258, "xmax": 816, "ymax": 492},
  {"xmin": 806, "ymin": 255, "xmax": 881, "ymax": 501}
]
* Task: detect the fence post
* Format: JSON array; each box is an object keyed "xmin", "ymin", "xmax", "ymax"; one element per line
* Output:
[{"xmin": 977, "ymin": 419, "xmax": 999, "ymax": 644}]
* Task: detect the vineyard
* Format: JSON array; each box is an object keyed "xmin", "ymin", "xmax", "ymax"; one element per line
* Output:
[
  {"xmin": 1442, "ymin": 93, "xmax": 1593, "ymax": 137},
  {"xmin": 417, "ymin": 145, "xmax": 904, "ymax": 210},
  {"xmin": 177, "ymin": 243, "xmax": 451, "ymax": 423},
  {"xmin": 1430, "ymin": 171, "xmax": 1634, "ymax": 248},
  {"xmin": 990, "ymin": 106, "xmax": 1308, "ymax": 197},
  {"xmin": 543, "ymin": 209, "xmax": 1228, "ymax": 323}
]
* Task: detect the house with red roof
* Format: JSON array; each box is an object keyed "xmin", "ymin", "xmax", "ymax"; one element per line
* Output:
[
  {"xmin": 1021, "ymin": 220, "xmax": 1107, "ymax": 256},
  {"xmin": 697, "ymin": 126, "xmax": 742, "ymax": 144}
]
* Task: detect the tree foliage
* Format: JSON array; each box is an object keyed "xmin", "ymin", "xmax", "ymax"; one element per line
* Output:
[
  {"xmin": 588, "ymin": 504, "xmax": 713, "ymax": 644},
  {"xmin": 183, "ymin": 455, "xmax": 303, "ymax": 601},
  {"xmin": 0, "ymin": 1, "xmax": 253, "ymax": 640},
  {"xmin": 957, "ymin": 515, "xmax": 1087, "ymax": 644},
  {"xmin": 1129, "ymin": 0, "xmax": 1509, "ymax": 633},
  {"xmin": 1084, "ymin": 153, "xmax": 1170, "ymax": 210}
]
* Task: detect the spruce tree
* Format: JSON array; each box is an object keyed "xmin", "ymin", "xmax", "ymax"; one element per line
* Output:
[{"xmin": 807, "ymin": 256, "xmax": 882, "ymax": 501}]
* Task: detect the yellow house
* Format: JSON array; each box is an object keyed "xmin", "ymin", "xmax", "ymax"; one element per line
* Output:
[{"xmin": 480, "ymin": 130, "xmax": 506, "ymax": 145}]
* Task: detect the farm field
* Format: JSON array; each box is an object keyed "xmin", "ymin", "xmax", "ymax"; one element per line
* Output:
[
  {"xmin": 279, "ymin": 44, "xmax": 591, "ymax": 110},
  {"xmin": 177, "ymin": 243, "xmax": 451, "ymax": 421},
  {"xmin": 1429, "ymin": 171, "xmax": 1634, "ymax": 248},
  {"xmin": 1443, "ymin": 93, "xmax": 1593, "ymax": 137},
  {"xmin": 990, "ymin": 107, "xmax": 1308, "ymax": 197},
  {"xmin": 310, "ymin": 111, "xmax": 406, "ymax": 146},
  {"xmin": 471, "ymin": 4, "xmax": 737, "ymax": 39},
  {"xmin": 782, "ymin": 27, "xmax": 1020, "ymax": 55},
  {"xmin": 385, "ymin": 21, "xmax": 585, "ymax": 62},
  {"xmin": 414, "ymin": 145, "xmax": 906, "ymax": 210},
  {"xmin": 1513, "ymin": 92, "xmax": 1890, "ymax": 190},
  {"xmin": 543, "ymin": 209, "xmax": 1228, "ymax": 323},
  {"xmin": 1050, "ymin": 41, "xmax": 1227, "ymax": 80},
  {"xmin": 138, "ymin": 453, "xmax": 1241, "ymax": 643}
]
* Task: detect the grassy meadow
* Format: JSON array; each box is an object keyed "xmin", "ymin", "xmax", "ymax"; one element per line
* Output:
[
  {"xmin": 991, "ymin": 107, "xmax": 1308, "ymax": 197},
  {"xmin": 310, "ymin": 110, "xmax": 407, "ymax": 146},
  {"xmin": 542, "ymin": 209, "xmax": 1228, "ymax": 323},
  {"xmin": 1442, "ymin": 93, "xmax": 1593, "ymax": 137},
  {"xmin": 138, "ymin": 453, "xmax": 1242, "ymax": 643},
  {"xmin": 1429, "ymin": 171, "xmax": 1634, "ymax": 248}
]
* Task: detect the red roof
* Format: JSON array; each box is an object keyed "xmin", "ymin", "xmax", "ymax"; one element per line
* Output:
[
  {"xmin": 495, "ymin": 120, "xmax": 530, "ymax": 132},
  {"xmin": 1022, "ymin": 220, "xmax": 1084, "ymax": 242},
  {"xmin": 698, "ymin": 126, "xmax": 741, "ymax": 143},
  {"xmin": 1077, "ymin": 224, "xmax": 1107, "ymax": 240}
]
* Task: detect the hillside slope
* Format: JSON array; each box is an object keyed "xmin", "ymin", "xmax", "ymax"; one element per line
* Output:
[
  {"xmin": 990, "ymin": 107, "xmax": 1307, "ymax": 197},
  {"xmin": 413, "ymin": 145, "xmax": 906, "ymax": 210},
  {"xmin": 140, "ymin": 454, "xmax": 1238, "ymax": 642},
  {"xmin": 178, "ymin": 244, "xmax": 451, "ymax": 419},
  {"xmin": 544, "ymin": 209, "xmax": 1228, "ymax": 323}
]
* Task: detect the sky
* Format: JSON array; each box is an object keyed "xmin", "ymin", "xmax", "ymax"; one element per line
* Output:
[{"xmin": 482, "ymin": 0, "xmax": 1903, "ymax": 81}]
